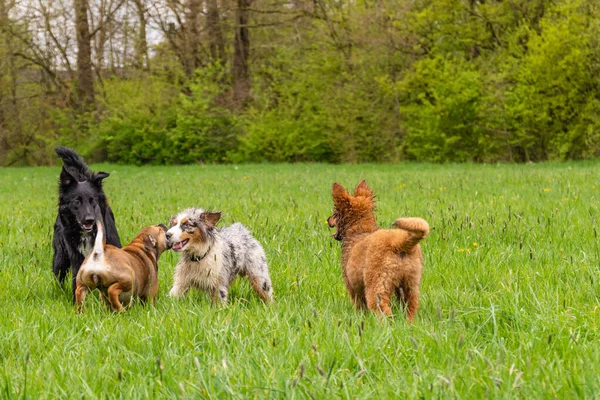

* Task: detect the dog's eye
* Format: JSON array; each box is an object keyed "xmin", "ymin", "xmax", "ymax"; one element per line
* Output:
[
  {"xmin": 181, "ymin": 222, "xmax": 189, "ymax": 229},
  {"xmin": 73, "ymin": 199, "xmax": 81, "ymax": 206}
]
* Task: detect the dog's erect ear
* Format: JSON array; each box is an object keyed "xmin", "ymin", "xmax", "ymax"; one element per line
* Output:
[
  {"xmin": 92, "ymin": 172, "xmax": 110, "ymax": 186},
  {"xmin": 332, "ymin": 182, "xmax": 350, "ymax": 207},
  {"xmin": 203, "ymin": 212, "xmax": 221, "ymax": 228},
  {"xmin": 157, "ymin": 223, "xmax": 168, "ymax": 232},
  {"xmin": 144, "ymin": 235, "xmax": 157, "ymax": 250},
  {"xmin": 353, "ymin": 180, "xmax": 373, "ymax": 198}
]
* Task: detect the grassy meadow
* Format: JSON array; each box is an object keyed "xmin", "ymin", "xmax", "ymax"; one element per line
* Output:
[{"xmin": 0, "ymin": 162, "xmax": 599, "ymax": 398}]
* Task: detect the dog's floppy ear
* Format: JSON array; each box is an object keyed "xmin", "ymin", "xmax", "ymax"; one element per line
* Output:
[
  {"xmin": 332, "ymin": 182, "xmax": 350, "ymax": 207},
  {"xmin": 144, "ymin": 234, "xmax": 157, "ymax": 250},
  {"xmin": 59, "ymin": 167, "xmax": 78, "ymax": 187},
  {"xmin": 353, "ymin": 180, "xmax": 373, "ymax": 198},
  {"xmin": 203, "ymin": 212, "xmax": 221, "ymax": 228},
  {"xmin": 327, "ymin": 215, "xmax": 337, "ymax": 228}
]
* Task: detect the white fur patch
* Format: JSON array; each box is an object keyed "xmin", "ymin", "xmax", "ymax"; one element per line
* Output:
[
  {"xmin": 80, "ymin": 251, "xmax": 107, "ymax": 276},
  {"xmin": 78, "ymin": 235, "xmax": 93, "ymax": 257}
]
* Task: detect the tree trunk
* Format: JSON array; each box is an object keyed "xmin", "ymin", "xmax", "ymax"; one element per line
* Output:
[
  {"xmin": 206, "ymin": 0, "xmax": 225, "ymax": 65},
  {"xmin": 232, "ymin": 0, "xmax": 252, "ymax": 107},
  {"xmin": 74, "ymin": 0, "xmax": 95, "ymax": 109},
  {"xmin": 133, "ymin": 0, "xmax": 149, "ymax": 70},
  {"xmin": 184, "ymin": 0, "xmax": 201, "ymax": 76},
  {"xmin": 92, "ymin": 0, "xmax": 107, "ymax": 72}
]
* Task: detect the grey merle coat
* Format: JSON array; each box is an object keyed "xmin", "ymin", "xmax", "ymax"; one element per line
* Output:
[{"xmin": 167, "ymin": 208, "xmax": 273, "ymax": 303}]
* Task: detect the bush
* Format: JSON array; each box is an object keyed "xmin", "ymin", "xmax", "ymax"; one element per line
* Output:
[
  {"xmin": 168, "ymin": 66, "xmax": 239, "ymax": 163},
  {"xmin": 92, "ymin": 66, "xmax": 238, "ymax": 165},
  {"xmin": 399, "ymin": 56, "xmax": 489, "ymax": 162}
]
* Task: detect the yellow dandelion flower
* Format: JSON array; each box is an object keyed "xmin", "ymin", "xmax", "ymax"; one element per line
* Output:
[
  {"xmin": 499, "ymin": 195, "xmax": 504, "ymax": 199},
  {"xmin": 473, "ymin": 242, "xmax": 478, "ymax": 247},
  {"xmin": 543, "ymin": 188, "xmax": 552, "ymax": 192}
]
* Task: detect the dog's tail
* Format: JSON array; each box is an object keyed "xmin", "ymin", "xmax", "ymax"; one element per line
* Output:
[
  {"xmin": 391, "ymin": 217, "xmax": 430, "ymax": 252},
  {"xmin": 92, "ymin": 205, "xmax": 105, "ymax": 260},
  {"xmin": 55, "ymin": 146, "xmax": 90, "ymax": 181}
]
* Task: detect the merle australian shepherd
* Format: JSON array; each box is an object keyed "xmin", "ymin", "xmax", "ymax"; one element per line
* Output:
[{"xmin": 52, "ymin": 147, "xmax": 121, "ymax": 298}]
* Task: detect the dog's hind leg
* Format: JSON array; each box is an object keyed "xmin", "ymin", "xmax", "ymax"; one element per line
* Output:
[
  {"xmin": 249, "ymin": 276, "xmax": 273, "ymax": 303},
  {"xmin": 365, "ymin": 282, "xmax": 393, "ymax": 317},
  {"xmin": 75, "ymin": 284, "xmax": 89, "ymax": 313},
  {"xmin": 244, "ymin": 254, "xmax": 273, "ymax": 303},
  {"xmin": 107, "ymin": 282, "xmax": 131, "ymax": 312},
  {"xmin": 403, "ymin": 281, "xmax": 420, "ymax": 323},
  {"xmin": 246, "ymin": 265, "xmax": 273, "ymax": 303}
]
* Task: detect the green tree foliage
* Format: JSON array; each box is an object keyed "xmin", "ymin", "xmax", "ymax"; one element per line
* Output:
[
  {"xmin": 2, "ymin": 0, "xmax": 600, "ymax": 164},
  {"xmin": 399, "ymin": 56, "xmax": 487, "ymax": 162}
]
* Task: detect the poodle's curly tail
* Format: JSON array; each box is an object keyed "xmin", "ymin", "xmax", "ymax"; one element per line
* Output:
[{"xmin": 392, "ymin": 217, "xmax": 430, "ymax": 252}]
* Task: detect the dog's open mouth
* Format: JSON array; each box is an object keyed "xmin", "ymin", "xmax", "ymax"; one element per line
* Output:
[
  {"xmin": 171, "ymin": 239, "xmax": 189, "ymax": 251},
  {"xmin": 81, "ymin": 224, "xmax": 94, "ymax": 232}
]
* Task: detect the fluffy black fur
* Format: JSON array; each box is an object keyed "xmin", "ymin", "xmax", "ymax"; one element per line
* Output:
[{"xmin": 52, "ymin": 146, "xmax": 121, "ymax": 298}]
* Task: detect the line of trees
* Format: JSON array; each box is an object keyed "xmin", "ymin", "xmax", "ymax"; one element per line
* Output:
[{"xmin": 1, "ymin": 0, "xmax": 600, "ymax": 165}]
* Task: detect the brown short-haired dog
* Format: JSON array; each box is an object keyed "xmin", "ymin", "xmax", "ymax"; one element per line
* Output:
[
  {"xmin": 327, "ymin": 180, "xmax": 429, "ymax": 321},
  {"xmin": 75, "ymin": 207, "xmax": 168, "ymax": 312}
]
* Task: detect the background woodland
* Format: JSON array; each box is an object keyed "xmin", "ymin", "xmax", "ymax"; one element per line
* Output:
[{"xmin": 1, "ymin": 0, "xmax": 600, "ymax": 165}]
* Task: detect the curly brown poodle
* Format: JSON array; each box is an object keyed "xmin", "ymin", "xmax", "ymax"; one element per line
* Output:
[{"xmin": 327, "ymin": 180, "xmax": 429, "ymax": 321}]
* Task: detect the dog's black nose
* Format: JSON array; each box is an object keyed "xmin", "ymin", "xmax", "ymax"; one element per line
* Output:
[
  {"xmin": 166, "ymin": 232, "xmax": 172, "ymax": 240},
  {"xmin": 84, "ymin": 218, "xmax": 95, "ymax": 225}
]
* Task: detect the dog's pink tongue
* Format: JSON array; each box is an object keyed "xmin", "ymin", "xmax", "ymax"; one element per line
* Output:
[{"xmin": 172, "ymin": 242, "xmax": 182, "ymax": 250}]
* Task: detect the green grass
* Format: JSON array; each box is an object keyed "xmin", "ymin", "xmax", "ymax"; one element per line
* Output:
[{"xmin": 1, "ymin": 162, "xmax": 599, "ymax": 398}]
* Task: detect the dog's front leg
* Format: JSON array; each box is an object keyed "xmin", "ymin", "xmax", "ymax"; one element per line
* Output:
[
  {"xmin": 52, "ymin": 233, "xmax": 69, "ymax": 283},
  {"xmin": 107, "ymin": 282, "xmax": 130, "ymax": 312},
  {"xmin": 169, "ymin": 283, "xmax": 189, "ymax": 298},
  {"xmin": 212, "ymin": 285, "xmax": 228, "ymax": 304},
  {"xmin": 75, "ymin": 284, "xmax": 88, "ymax": 313}
]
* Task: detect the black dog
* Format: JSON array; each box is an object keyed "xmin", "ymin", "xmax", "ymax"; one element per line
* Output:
[{"xmin": 52, "ymin": 146, "xmax": 121, "ymax": 298}]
